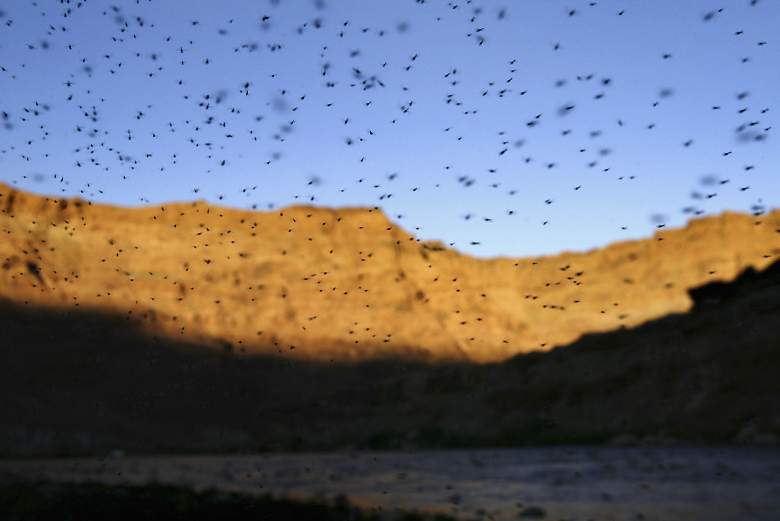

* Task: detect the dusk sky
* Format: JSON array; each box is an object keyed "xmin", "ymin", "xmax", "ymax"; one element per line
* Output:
[{"xmin": 0, "ymin": 0, "xmax": 777, "ymax": 257}]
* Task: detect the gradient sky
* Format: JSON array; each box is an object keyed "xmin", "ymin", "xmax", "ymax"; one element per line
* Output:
[{"xmin": 0, "ymin": 0, "xmax": 777, "ymax": 257}]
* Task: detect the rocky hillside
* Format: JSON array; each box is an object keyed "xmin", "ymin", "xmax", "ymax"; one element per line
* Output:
[
  {"xmin": 1, "ymin": 258, "xmax": 778, "ymax": 456},
  {"xmin": 1, "ymin": 182, "xmax": 778, "ymax": 362}
]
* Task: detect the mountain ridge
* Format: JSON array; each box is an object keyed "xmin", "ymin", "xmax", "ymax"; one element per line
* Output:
[{"xmin": 1, "ymin": 181, "xmax": 778, "ymax": 362}]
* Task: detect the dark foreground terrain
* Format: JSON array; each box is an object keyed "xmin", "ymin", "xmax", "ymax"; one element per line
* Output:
[
  {"xmin": 0, "ymin": 479, "xmax": 454, "ymax": 521},
  {"xmin": 1, "ymin": 261, "xmax": 779, "ymax": 457}
]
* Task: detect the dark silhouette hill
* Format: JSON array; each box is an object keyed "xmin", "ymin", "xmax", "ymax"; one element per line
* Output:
[{"xmin": 1, "ymin": 260, "xmax": 778, "ymax": 457}]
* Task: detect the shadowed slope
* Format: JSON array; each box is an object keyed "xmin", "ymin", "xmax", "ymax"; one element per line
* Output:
[
  {"xmin": 1, "ymin": 261, "xmax": 778, "ymax": 457},
  {"xmin": 1, "ymin": 183, "xmax": 778, "ymax": 362}
]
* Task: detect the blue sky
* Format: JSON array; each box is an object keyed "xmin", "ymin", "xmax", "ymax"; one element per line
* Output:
[{"xmin": 0, "ymin": 0, "xmax": 777, "ymax": 257}]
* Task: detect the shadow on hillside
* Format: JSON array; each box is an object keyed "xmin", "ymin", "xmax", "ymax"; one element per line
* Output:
[{"xmin": 1, "ymin": 261, "xmax": 779, "ymax": 457}]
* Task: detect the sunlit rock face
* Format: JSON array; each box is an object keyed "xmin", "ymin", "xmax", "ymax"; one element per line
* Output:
[{"xmin": 1, "ymin": 182, "xmax": 778, "ymax": 362}]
